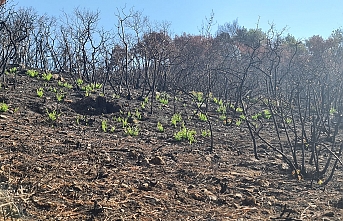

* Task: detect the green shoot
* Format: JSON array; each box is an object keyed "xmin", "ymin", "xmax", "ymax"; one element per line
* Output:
[
  {"xmin": 26, "ymin": 69, "xmax": 39, "ymax": 78},
  {"xmin": 171, "ymin": 113, "xmax": 182, "ymax": 127},
  {"xmin": 122, "ymin": 118, "xmax": 128, "ymax": 128},
  {"xmin": 236, "ymin": 119, "xmax": 242, "ymax": 126},
  {"xmin": 36, "ymin": 88, "xmax": 44, "ymax": 97},
  {"xmin": 47, "ymin": 110, "xmax": 60, "ymax": 121},
  {"xmin": 63, "ymin": 82, "xmax": 73, "ymax": 89},
  {"xmin": 124, "ymin": 126, "xmax": 139, "ymax": 136},
  {"xmin": 42, "ymin": 72, "xmax": 53, "ymax": 81},
  {"xmin": 76, "ymin": 78, "xmax": 83, "ymax": 86},
  {"xmin": 157, "ymin": 122, "xmax": 164, "ymax": 132},
  {"xmin": 6, "ymin": 67, "xmax": 17, "ymax": 75},
  {"xmin": 330, "ymin": 107, "xmax": 337, "ymax": 115},
  {"xmin": 201, "ymin": 129, "xmax": 211, "ymax": 137},
  {"xmin": 101, "ymin": 120, "xmax": 107, "ymax": 132},
  {"xmin": 236, "ymin": 107, "xmax": 243, "ymax": 113},
  {"xmin": 135, "ymin": 109, "xmax": 142, "ymax": 120},
  {"xmin": 56, "ymin": 92, "xmax": 64, "ymax": 102},
  {"xmin": 263, "ymin": 109, "xmax": 272, "ymax": 119},
  {"xmin": 198, "ymin": 112, "xmax": 208, "ymax": 121},
  {"xmin": 251, "ymin": 113, "xmax": 262, "ymax": 120}
]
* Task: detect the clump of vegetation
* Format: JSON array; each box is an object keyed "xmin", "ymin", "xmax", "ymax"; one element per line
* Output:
[
  {"xmin": 58, "ymin": 81, "xmax": 73, "ymax": 89},
  {"xmin": 174, "ymin": 124, "xmax": 196, "ymax": 144},
  {"xmin": 157, "ymin": 122, "xmax": 164, "ymax": 132},
  {"xmin": 156, "ymin": 92, "xmax": 169, "ymax": 105},
  {"xmin": 171, "ymin": 113, "xmax": 182, "ymax": 127},
  {"xmin": 56, "ymin": 92, "xmax": 64, "ymax": 102},
  {"xmin": 26, "ymin": 69, "xmax": 39, "ymax": 78},
  {"xmin": 262, "ymin": 109, "xmax": 271, "ymax": 119},
  {"xmin": 101, "ymin": 120, "xmax": 107, "ymax": 132},
  {"xmin": 46, "ymin": 110, "xmax": 60, "ymax": 121},
  {"xmin": 191, "ymin": 91, "xmax": 204, "ymax": 104},
  {"xmin": 134, "ymin": 109, "xmax": 142, "ymax": 120},
  {"xmin": 6, "ymin": 67, "xmax": 17, "ymax": 75},
  {"xmin": 198, "ymin": 112, "xmax": 208, "ymax": 121},
  {"xmin": 36, "ymin": 87, "xmax": 44, "ymax": 97},
  {"xmin": 42, "ymin": 72, "xmax": 53, "ymax": 81},
  {"xmin": 124, "ymin": 126, "xmax": 139, "ymax": 136},
  {"xmin": 201, "ymin": 129, "xmax": 211, "ymax": 137},
  {"xmin": 76, "ymin": 78, "xmax": 83, "ymax": 86},
  {"xmin": 0, "ymin": 102, "xmax": 9, "ymax": 112}
]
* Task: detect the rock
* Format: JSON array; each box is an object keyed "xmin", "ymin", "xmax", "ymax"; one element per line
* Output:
[
  {"xmin": 278, "ymin": 163, "xmax": 289, "ymax": 171},
  {"xmin": 139, "ymin": 183, "xmax": 152, "ymax": 191},
  {"xmin": 241, "ymin": 196, "xmax": 257, "ymax": 206},
  {"xmin": 323, "ymin": 211, "xmax": 334, "ymax": 217},
  {"xmin": 149, "ymin": 156, "xmax": 165, "ymax": 165}
]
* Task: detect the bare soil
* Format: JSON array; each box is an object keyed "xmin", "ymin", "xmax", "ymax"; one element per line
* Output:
[{"xmin": 0, "ymin": 71, "xmax": 343, "ymax": 220}]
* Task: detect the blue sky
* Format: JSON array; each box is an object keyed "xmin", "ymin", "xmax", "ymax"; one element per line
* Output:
[{"xmin": 11, "ymin": 0, "xmax": 343, "ymax": 39}]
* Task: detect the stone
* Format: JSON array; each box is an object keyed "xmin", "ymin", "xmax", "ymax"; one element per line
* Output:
[{"xmin": 149, "ymin": 156, "xmax": 165, "ymax": 165}]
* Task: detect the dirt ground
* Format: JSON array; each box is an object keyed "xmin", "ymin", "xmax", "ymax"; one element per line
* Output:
[{"xmin": 0, "ymin": 71, "xmax": 343, "ymax": 220}]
